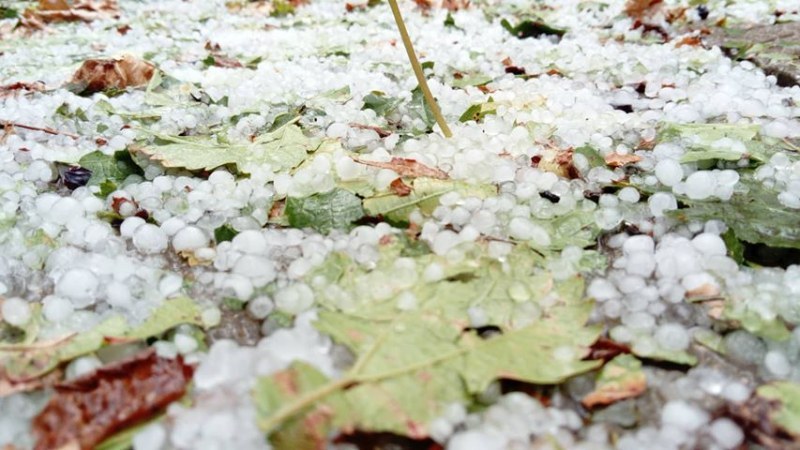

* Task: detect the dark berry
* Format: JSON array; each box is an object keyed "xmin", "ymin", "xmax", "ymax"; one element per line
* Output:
[
  {"xmin": 697, "ymin": 5, "xmax": 709, "ymax": 20},
  {"xmin": 62, "ymin": 166, "xmax": 92, "ymax": 189}
]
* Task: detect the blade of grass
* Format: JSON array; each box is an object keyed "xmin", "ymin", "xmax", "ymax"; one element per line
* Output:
[{"xmin": 387, "ymin": 0, "xmax": 453, "ymax": 138}]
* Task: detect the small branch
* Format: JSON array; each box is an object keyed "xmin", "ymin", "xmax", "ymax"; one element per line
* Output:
[
  {"xmin": 387, "ymin": 0, "xmax": 453, "ymax": 138},
  {"xmin": 2, "ymin": 121, "xmax": 80, "ymax": 139}
]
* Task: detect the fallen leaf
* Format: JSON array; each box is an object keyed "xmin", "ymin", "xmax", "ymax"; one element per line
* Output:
[
  {"xmin": 624, "ymin": 0, "xmax": 663, "ymax": 18},
  {"xmin": 604, "ymin": 152, "xmax": 642, "ymax": 168},
  {"xmin": 0, "ymin": 81, "xmax": 45, "ymax": 99},
  {"xmin": 285, "ymin": 189, "xmax": 365, "ymax": 234},
  {"xmin": 389, "ymin": 178, "xmax": 412, "ymax": 197},
  {"xmin": 23, "ymin": 0, "xmax": 118, "ymax": 25},
  {"xmin": 136, "ymin": 123, "xmax": 312, "ymax": 175},
  {"xmin": 33, "ymin": 349, "xmax": 192, "ymax": 450},
  {"xmin": 676, "ymin": 35, "xmax": 702, "ymax": 47},
  {"xmin": 582, "ymin": 354, "xmax": 647, "ymax": 408},
  {"xmin": 533, "ymin": 145, "xmax": 581, "ymax": 179},
  {"xmin": 67, "ymin": 55, "xmax": 155, "ymax": 95},
  {"xmin": 729, "ymin": 381, "xmax": 800, "ymax": 449},
  {"xmin": 353, "ymin": 157, "xmax": 449, "ymax": 180}
]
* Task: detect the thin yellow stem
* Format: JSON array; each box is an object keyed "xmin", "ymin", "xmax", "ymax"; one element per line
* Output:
[{"xmin": 387, "ymin": 0, "xmax": 453, "ymax": 138}]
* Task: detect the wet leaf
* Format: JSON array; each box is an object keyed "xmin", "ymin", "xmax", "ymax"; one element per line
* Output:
[
  {"xmin": 363, "ymin": 178, "xmax": 495, "ymax": 223},
  {"xmin": 254, "ymin": 299, "xmax": 601, "ymax": 447},
  {"xmin": 75, "ymin": 150, "xmax": 143, "ymax": 186},
  {"xmin": 458, "ymin": 100, "xmax": 497, "ymax": 123},
  {"xmin": 285, "ymin": 188, "xmax": 364, "ymax": 234},
  {"xmin": 755, "ymin": 382, "xmax": 800, "ymax": 439},
  {"xmin": 500, "ymin": 18, "xmax": 566, "ymax": 40},
  {"xmin": 582, "ymin": 354, "xmax": 647, "ymax": 408},
  {"xmin": 1, "ymin": 297, "xmax": 204, "ymax": 382},
  {"xmin": 214, "ymin": 224, "xmax": 239, "ymax": 243},
  {"xmin": 604, "ymin": 152, "xmax": 641, "ymax": 168},
  {"xmin": 353, "ymin": 157, "xmax": 449, "ymax": 180},
  {"xmin": 23, "ymin": 0, "xmax": 118, "ymax": 26},
  {"xmin": 67, "ymin": 55, "xmax": 155, "ymax": 96},
  {"xmin": 672, "ymin": 175, "xmax": 800, "ymax": 250},
  {"xmin": 658, "ymin": 123, "xmax": 769, "ymax": 164},
  {"xmin": 136, "ymin": 123, "xmax": 312, "ymax": 175},
  {"xmin": 361, "ymin": 92, "xmax": 399, "ymax": 117},
  {"xmin": 32, "ymin": 349, "xmax": 192, "ymax": 450}
]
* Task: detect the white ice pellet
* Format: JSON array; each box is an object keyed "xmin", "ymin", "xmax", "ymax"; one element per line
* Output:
[
  {"xmin": 231, "ymin": 230, "xmax": 267, "ymax": 254},
  {"xmin": 1, "ymin": 297, "xmax": 31, "ymax": 326},
  {"xmin": 133, "ymin": 423, "xmax": 167, "ymax": 450},
  {"xmin": 618, "ymin": 186, "xmax": 641, "ymax": 203},
  {"xmin": 274, "ymin": 283, "xmax": 314, "ymax": 314},
  {"xmin": 648, "ymin": 192, "xmax": 678, "ymax": 217},
  {"xmin": 246, "ymin": 295, "xmax": 274, "ymax": 320},
  {"xmin": 172, "ymin": 226, "xmax": 209, "ymax": 252},
  {"xmin": 623, "ymin": 235, "xmax": 655, "ymax": 255},
  {"xmin": 47, "ymin": 197, "xmax": 84, "ymax": 225},
  {"xmin": 232, "ymin": 255, "xmax": 277, "ymax": 287},
  {"xmin": 684, "ymin": 171, "xmax": 715, "ymax": 200},
  {"xmin": 120, "ymin": 216, "xmax": 146, "ymax": 238},
  {"xmin": 132, "ymin": 224, "xmax": 168, "ymax": 254},
  {"xmin": 587, "ymin": 279, "xmax": 620, "ymax": 301},
  {"xmin": 655, "ymin": 323, "xmax": 690, "ymax": 351},
  {"xmin": 42, "ymin": 295, "xmax": 74, "ymax": 322},
  {"xmin": 764, "ymin": 350, "xmax": 792, "ymax": 377},
  {"xmin": 160, "ymin": 217, "xmax": 187, "ymax": 237},
  {"xmin": 55, "ymin": 268, "xmax": 99, "ymax": 307},
  {"xmin": 709, "ymin": 418, "xmax": 744, "ymax": 449},
  {"xmin": 174, "ymin": 334, "xmax": 199, "ymax": 355},
  {"xmin": 691, "ymin": 233, "xmax": 726, "ymax": 256},
  {"xmin": 661, "ymin": 400, "xmax": 709, "ymax": 431},
  {"xmin": 625, "ymin": 252, "xmax": 656, "ymax": 278},
  {"xmin": 655, "ymin": 159, "xmax": 683, "ymax": 187},
  {"xmin": 508, "ymin": 217, "xmax": 551, "ymax": 247}
]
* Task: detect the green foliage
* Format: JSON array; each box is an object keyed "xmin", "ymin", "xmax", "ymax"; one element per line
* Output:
[
  {"xmin": 77, "ymin": 150, "xmax": 144, "ymax": 186},
  {"xmin": 501, "ymin": 18, "xmax": 566, "ymax": 40},
  {"xmin": 285, "ymin": 189, "xmax": 364, "ymax": 234},
  {"xmin": 136, "ymin": 123, "xmax": 312, "ymax": 174}
]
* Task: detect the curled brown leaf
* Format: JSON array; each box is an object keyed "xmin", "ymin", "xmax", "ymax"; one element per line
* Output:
[
  {"xmin": 353, "ymin": 157, "xmax": 449, "ymax": 180},
  {"xmin": 68, "ymin": 55, "xmax": 155, "ymax": 95}
]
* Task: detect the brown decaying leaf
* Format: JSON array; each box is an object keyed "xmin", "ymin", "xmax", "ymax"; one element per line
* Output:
[
  {"xmin": 584, "ymin": 337, "xmax": 631, "ymax": 363},
  {"xmin": 350, "ymin": 123, "xmax": 391, "ymax": 138},
  {"xmin": 204, "ymin": 41, "xmax": 243, "ymax": 68},
  {"xmin": 624, "ymin": 0, "xmax": 663, "ymax": 18},
  {"xmin": 532, "ymin": 145, "xmax": 581, "ymax": 180},
  {"xmin": 353, "ymin": 157, "xmax": 449, "ymax": 180},
  {"xmin": 33, "ymin": 349, "xmax": 193, "ymax": 450},
  {"xmin": 414, "ymin": 0, "xmax": 468, "ymax": 10},
  {"xmin": 604, "ymin": 152, "xmax": 642, "ymax": 168},
  {"xmin": 389, "ymin": 178, "xmax": 412, "ymax": 197},
  {"xmin": 0, "ymin": 368, "xmax": 63, "ymax": 398},
  {"xmin": 581, "ymin": 366, "xmax": 646, "ymax": 408},
  {"xmin": 69, "ymin": 55, "xmax": 155, "ymax": 94},
  {"xmin": 675, "ymin": 35, "xmax": 702, "ymax": 47},
  {"xmin": 728, "ymin": 394, "xmax": 799, "ymax": 450},
  {"xmin": 23, "ymin": 0, "xmax": 119, "ymax": 25},
  {"xmin": 0, "ymin": 82, "xmax": 46, "ymax": 99}
]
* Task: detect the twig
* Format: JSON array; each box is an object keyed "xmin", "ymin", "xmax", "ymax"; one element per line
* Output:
[
  {"xmin": 1, "ymin": 121, "xmax": 80, "ymax": 139},
  {"xmin": 387, "ymin": 0, "xmax": 453, "ymax": 138}
]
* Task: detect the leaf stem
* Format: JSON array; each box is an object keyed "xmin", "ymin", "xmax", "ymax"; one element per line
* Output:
[
  {"xmin": 387, "ymin": 0, "xmax": 453, "ymax": 138},
  {"xmin": 260, "ymin": 376, "xmax": 353, "ymax": 432}
]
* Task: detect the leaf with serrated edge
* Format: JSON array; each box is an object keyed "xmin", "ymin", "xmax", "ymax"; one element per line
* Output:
[
  {"xmin": 253, "ymin": 270, "xmax": 602, "ymax": 446},
  {"xmin": 285, "ymin": 188, "xmax": 364, "ymax": 234},
  {"xmin": 136, "ymin": 123, "xmax": 313, "ymax": 174}
]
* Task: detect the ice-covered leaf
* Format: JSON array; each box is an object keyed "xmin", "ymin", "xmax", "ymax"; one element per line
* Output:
[
  {"xmin": 254, "ymin": 304, "xmax": 601, "ymax": 446},
  {"xmin": 33, "ymin": 349, "xmax": 192, "ymax": 450},
  {"xmin": 582, "ymin": 354, "xmax": 647, "ymax": 408},
  {"xmin": 452, "ymin": 73, "xmax": 492, "ymax": 88},
  {"xmin": 658, "ymin": 123, "xmax": 769, "ymax": 163},
  {"xmin": 361, "ymin": 91, "xmax": 399, "ymax": 117},
  {"xmin": 353, "ymin": 157, "xmax": 449, "ymax": 180},
  {"xmin": 672, "ymin": 175, "xmax": 800, "ymax": 249},
  {"xmin": 755, "ymin": 382, "xmax": 800, "ymax": 439},
  {"xmin": 75, "ymin": 150, "xmax": 144, "ymax": 186},
  {"xmin": 136, "ymin": 123, "xmax": 313, "ymax": 174},
  {"xmin": 611, "ymin": 327, "xmax": 697, "ymax": 366},
  {"xmin": 1, "ymin": 298, "xmax": 204, "ymax": 382},
  {"xmin": 363, "ymin": 178, "xmax": 495, "ymax": 223},
  {"xmin": 285, "ymin": 189, "xmax": 364, "ymax": 234}
]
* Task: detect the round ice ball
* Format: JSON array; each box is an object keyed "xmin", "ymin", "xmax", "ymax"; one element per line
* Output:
[{"xmin": 133, "ymin": 224, "xmax": 168, "ymax": 254}]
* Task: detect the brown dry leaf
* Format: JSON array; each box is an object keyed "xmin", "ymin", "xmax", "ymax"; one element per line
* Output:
[
  {"xmin": 585, "ymin": 337, "xmax": 631, "ymax": 363},
  {"xmin": 389, "ymin": 178, "xmax": 412, "ymax": 197},
  {"xmin": 582, "ymin": 354, "xmax": 647, "ymax": 409},
  {"xmin": 624, "ymin": 0, "xmax": 663, "ymax": 18},
  {"xmin": 441, "ymin": 0, "xmax": 469, "ymax": 11},
  {"xmin": 350, "ymin": 123, "xmax": 391, "ymax": 138},
  {"xmin": 0, "ymin": 82, "xmax": 46, "ymax": 99},
  {"xmin": 68, "ymin": 55, "xmax": 155, "ymax": 95},
  {"xmin": 23, "ymin": 0, "xmax": 119, "ymax": 25},
  {"xmin": 0, "ymin": 368, "xmax": 62, "ymax": 398},
  {"xmin": 604, "ymin": 152, "xmax": 642, "ymax": 168},
  {"xmin": 414, "ymin": 0, "xmax": 433, "ymax": 10},
  {"xmin": 533, "ymin": 145, "xmax": 580, "ymax": 179},
  {"xmin": 676, "ymin": 35, "xmax": 702, "ymax": 47},
  {"xmin": 353, "ymin": 157, "xmax": 449, "ymax": 180},
  {"xmin": 33, "ymin": 349, "xmax": 193, "ymax": 450}
]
